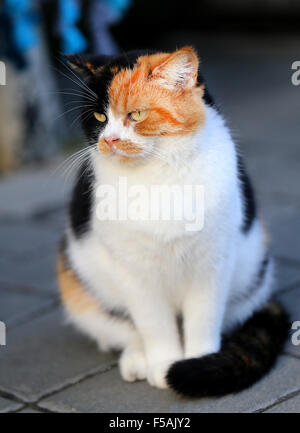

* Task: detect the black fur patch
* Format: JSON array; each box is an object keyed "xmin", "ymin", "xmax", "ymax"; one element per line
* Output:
[
  {"xmin": 197, "ymin": 70, "xmax": 218, "ymax": 110},
  {"xmin": 69, "ymin": 158, "xmax": 94, "ymax": 238},
  {"xmin": 229, "ymin": 252, "xmax": 270, "ymax": 307},
  {"xmin": 66, "ymin": 51, "xmax": 152, "ymax": 143},
  {"xmin": 237, "ymin": 154, "xmax": 257, "ymax": 233},
  {"xmin": 167, "ymin": 302, "xmax": 289, "ymax": 398},
  {"xmin": 202, "ymin": 87, "xmax": 217, "ymax": 109}
]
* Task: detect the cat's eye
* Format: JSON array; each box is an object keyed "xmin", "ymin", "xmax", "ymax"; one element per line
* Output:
[
  {"xmin": 129, "ymin": 110, "xmax": 148, "ymax": 122},
  {"xmin": 94, "ymin": 112, "xmax": 107, "ymax": 123}
]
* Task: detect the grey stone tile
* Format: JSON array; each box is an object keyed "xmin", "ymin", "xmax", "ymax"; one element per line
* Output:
[
  {"xmin": 262, "ymin": 204, "xmax": 300, "ymax": 263},
  {"xmin": 0, "ymin": 286, "xmax": 55, "ymax": 328},
  {"xmin": 265, "ymin": 394, "xmax": 300, "ymax": 413},
  {"xmin": 0, "ymin": 396, "xmax": 23, "ymax": 413},
  {"xmin": 0, "ymin": 253, "xmax": 58, "ymax": 295},
  {"xmin": 39, "ymin": 356, "xmax": 300, "ymax": 413},
  {"xmin": 36, "ymin": 209, "xmax": 67, "ymax": 232},
  {"xmin": 0, "ymin": 161, "xmax": 73, "ymax": 220},
  {"xmin": 0, "ymin": 309, "xmax": 117, "ymax": 402},
  {"xmin": 275, "ymin": 260, "xmax": 300, "ymax": 293},
  {"xmin": 0, "ymin": 222, "xmax": 61, "ymax": 261},
  {"xmin": 277, "ymin": 286, "xmax": 300, "ymax": 358},
  {"xmin": 18, "ymin": 407, "xmax": 44, "ymax": 413}
]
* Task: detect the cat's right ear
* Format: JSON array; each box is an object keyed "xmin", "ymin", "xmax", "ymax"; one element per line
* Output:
[
  {"xmin": 62, "ymin": 54, "xmax": 111, "ymax": 80},
  {"xmin": 152, "ymin": 47, "xmax": 199, "ymax": 91}
]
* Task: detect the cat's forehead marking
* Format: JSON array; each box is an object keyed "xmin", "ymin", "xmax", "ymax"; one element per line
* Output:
[
  {"xmin": 99, "ymin": 50, "xmax": 205, "ymax": 137},
  {"xmin": 107, "ymin": 53, "xmax": 165, "ymax": 112}
]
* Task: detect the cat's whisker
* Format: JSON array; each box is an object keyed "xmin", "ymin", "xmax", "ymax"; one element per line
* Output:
[
  {"xmin": 68, "ymin": 146, "xmax": 96, "ymax": 178},
  {"xmin": 80, "ymin": 109, "xmax": 95, "ymax": 123},
  {"xmin": 63, "ymin": 153, "xmax": 89, "ymax": 181},
  {"xmin": 54, "ymin": 146, "xmax": 94, "ymax": 177},
  {"xmin": 44, "ymin": 90, "xmax": 96, "ymax": 102},
  {"xmin": 65, "ymin": 100, "xmax": 92, "ymax": 106},
  {"xmin": 70, "ymin": 108, "xmax": 95, "ymax": 128},
  {"xmin": 54, "ymin": 67, "xmax": 97, "ymax": 101},
  {"xmin": 62, "ymin": 147, "xmax": 94, "ymax": 184},
  {"xmin": 77, "ymin": 147, "xmax": 97, "ymax": 182},
  {"xmin": 53, "ymin": 104, "xmax": 96, "ymax": 122},
  {"xmin": 57, "ymin": 57, "xmax": 98, "ymax": 98}
]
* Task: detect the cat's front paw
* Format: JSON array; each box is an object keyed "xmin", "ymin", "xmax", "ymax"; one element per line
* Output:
[
  {"xmin": 119, "ymin": 347, "xmax": 147, "ymax": 382},
  {"xmin": 147, "ymin": 360, "xmax": 175, "ymax": 390}
]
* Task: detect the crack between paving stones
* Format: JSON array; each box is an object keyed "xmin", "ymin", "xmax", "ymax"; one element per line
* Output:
[
  {"xmin": 0, "ymin": 363, "xmax": 118, "ymax": 409},
  {"xmin": 283, "ymin": 352, "xmax": 300, "ymax": 361},
  {"xmin": 2, "ymin": 404, "xmax": 24, "ymax": 414},
  {"xmin": 0, "ymin": 204, "xmax": 67, "ymax": 225},
  {"xmin": 275, "ymin": 280, "xmax": 300, "ymax": 296},
  {"xmin": 36, "ymin": 362, "xmax": 118, "ymax": 409},
  {"xmin": 252, "ymin": 354, "xmax": 300, "ymax": 413},
  {"xmin": 15, "ymin": 403, "xmax": 57, "ymax": 413},
  {"xmin": 276, "ymin": 255, "xmax": 300, "ymax": 268},
  {"xmin": 0, "ymin": 388, "xmax": 25, "ymax": 405},
  {"xmin": 0, "ymin": 279, "xmax": 59, "ymax": 299},
  {"xmin": 254, "ymin": 387, "xmax": 300, "ymax": 413},
  {"xmin": 8, "ymin": 300, "xmax": 59, "ymax": 330}
]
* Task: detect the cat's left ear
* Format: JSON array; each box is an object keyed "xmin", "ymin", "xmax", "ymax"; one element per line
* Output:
[
  {"xmin": 62, "ymin": 54, "xmax": 111, "ymax": 79},
  {"xmin": 152, "ymin": 47, "xmax": 199, "ymax": 91}
]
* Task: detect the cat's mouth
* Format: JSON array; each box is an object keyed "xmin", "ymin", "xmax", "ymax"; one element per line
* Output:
[{"xmin": 97, "ymin": 138, "xmax": 143, "ymax": 160}]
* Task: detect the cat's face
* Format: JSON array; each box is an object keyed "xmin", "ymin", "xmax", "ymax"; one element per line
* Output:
[{"xmin": 66, "ymin": 47, "xmax": 205, "ymax": 162}]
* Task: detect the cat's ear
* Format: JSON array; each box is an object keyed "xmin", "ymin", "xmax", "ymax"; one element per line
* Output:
[
  {"xmin": 62, "ymin": 54, "xmax": 111, "ymax": 79},
  {"xmin": 152, "ymin": 47, "xmax": 199, "ymax": 91}
]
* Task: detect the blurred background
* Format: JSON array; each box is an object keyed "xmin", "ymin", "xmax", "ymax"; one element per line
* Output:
[
  {"xmin": 0, "ymin": 0, "xmax": 300, "ymax": 413},
  {"xmin": 0, "ymin": 0, "xmax": 300, "ymax": 172}
]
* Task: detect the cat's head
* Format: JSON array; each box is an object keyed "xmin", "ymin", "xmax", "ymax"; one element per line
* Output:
[{"xmin": 65, "ymin": 47, "xmax": 206, "ymax": 162}]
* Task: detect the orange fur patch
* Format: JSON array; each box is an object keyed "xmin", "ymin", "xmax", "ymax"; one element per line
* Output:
[
  {"xmin": 108, "ymin": 47, "xmax": 205, "ymax": 137},
  {"xmin": 57, "ymin": 253, "xmax": 100, "ymax": 315},
  {"xmin": 110, "ymin": 66, "xmax": 119, "ymax": 74},
  {"xmin": 85, "ymin": 62, "xmax": 96, "ymax": 74},
  {"xmin": 98, "ymin": 137, "xmax": 142, "ymax": 157}
]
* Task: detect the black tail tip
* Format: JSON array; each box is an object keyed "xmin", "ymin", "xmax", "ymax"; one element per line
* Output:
[{"xmin": 167, "ymin": 302, "xmax": 290, "ymax": 398}]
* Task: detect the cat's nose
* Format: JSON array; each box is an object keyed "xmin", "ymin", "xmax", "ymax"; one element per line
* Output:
[{"xmin": 104, "ymin": 136, "xmax": 119, "ymax": 146}]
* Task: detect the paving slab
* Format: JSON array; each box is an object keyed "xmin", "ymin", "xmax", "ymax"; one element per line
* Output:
[
  {"xmin": 0, "ymin": 253, "xmax": 58, "ymax": 295},
  {"xmin": 0, "ymin": 160, "xmax": 72, "ymax": 220},
  {"xmin": 39, "ymin": 355, "xmax": 300, "ymax": 413},
  {"xmin": 0, "ymin": 285, "xmax": 55, "ymax": 328},
  {"xmin": 262, "ymin": 204, "xmax": 300, "ymax": 263},
  {"xmin": 277, "ymin": 285, "xmax": 300, "ymax": 358},
  {"xmin": 265, "ymin": 393, "xmax": 300, "ymax": 413},
  {"xmin": 35, "ymin": 208, "xmax": 67, "ymax": 232},
  {"xmin": 275, "ymin": 260, "xmax": 300, "ymax": 293},
  {"xmin": 0, "ymin": 222, "xmax": 61, "ymax": 261},
  {"xmin": 0, "ymin": 309, "xmax": 117, "ymax": 402},
  {"xmin": 0, "ymin": 396, "xmax": 23, "ymax": 413}
]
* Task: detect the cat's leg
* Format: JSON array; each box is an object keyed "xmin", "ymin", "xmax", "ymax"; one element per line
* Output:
[
  {"xmin": 125, "ymin": 286, "xmax": 183, "ymax": 389},
  {"xmin": 57, "ymin": 253, "xmax": 147, "ymax": 382},
  {"xmin": 182, "ymin": 250, "xmax": 235, "ymax": 359}
]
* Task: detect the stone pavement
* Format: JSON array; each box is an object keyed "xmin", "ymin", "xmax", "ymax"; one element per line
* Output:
[{"xmin": 0, "ymin": 33, "xmax": 300, "ymax": 413}]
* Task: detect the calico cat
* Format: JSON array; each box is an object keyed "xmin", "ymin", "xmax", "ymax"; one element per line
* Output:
[{"xmin": 57, "ymin": 47, "xmax": 289, "ymax": 397}]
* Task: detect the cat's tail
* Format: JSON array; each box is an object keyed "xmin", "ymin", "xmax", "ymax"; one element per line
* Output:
[{"xmin": 167, "ymin": 302, "xmax": 289, "ymax": 398}]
